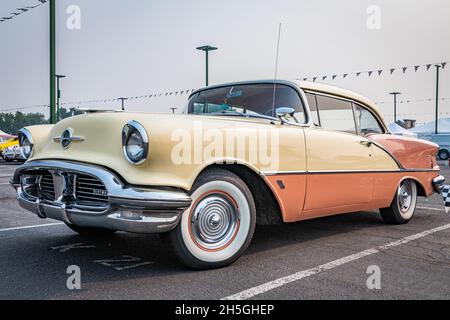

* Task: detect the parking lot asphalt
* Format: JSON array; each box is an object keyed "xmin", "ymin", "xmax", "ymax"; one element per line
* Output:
[{"xmin": 0, "ymin": 159, "xmax": 449, "ymax": 300}]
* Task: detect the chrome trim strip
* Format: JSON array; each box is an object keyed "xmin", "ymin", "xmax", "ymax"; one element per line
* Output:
[
  {"xmin": 18, "ymin": 128, "xmax": 34, "ymax": 159},
  {"xmin": 261, "ymin": 168, "xmax": 439, "ymax": 176}
]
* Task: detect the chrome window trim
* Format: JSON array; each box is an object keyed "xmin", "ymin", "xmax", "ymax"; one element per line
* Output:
[
  {"xmin": 122, "ymin": 120, "xmax": 149, "ymax": 165},
  {"xmin": 188, "ymin": 80, "xmax": 314, "ymax": 128}
]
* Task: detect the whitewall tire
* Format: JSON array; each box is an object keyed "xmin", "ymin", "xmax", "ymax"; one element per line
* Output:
[
  {"xmin": 380, "ymin": 179, "xmax": 417, "ymax": 225},
  {"xmin": 164, "ymin": 168, "xmax": 256, "ymax": 269}
]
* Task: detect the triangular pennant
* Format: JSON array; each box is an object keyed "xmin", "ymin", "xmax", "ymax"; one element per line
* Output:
[
  {"xmin": 332, "ymin": 75, "xmax": 337, "ymax": 80},
  {"xmin": 302, "ymin": 78, "xmax": 308, "ymax": 81},
  {"xmin": 402, "ymin": 67, "xmax": 408, "ymax": 74},
  {"xmin": 322, "ymin": 76, "xmax": 327, "ymax": 81},
  {"xmin": 427, "ymin": 64, "xmax": 432, "ymax": 70},
  {"xmin": 313, "ymin": 77, "xmax": 317, "ymax": 82},
  {"xmin": 368, "ymin": 71, "xmax": 373, "ymax": 77},
  {"xmin": 415, "ymin": 66, "xmax": 420, "ymax": 72},
  {"xmin": 343, "ymin": 74, "xmax": 348, "ymax": 78},
  {"xmin": 390, "ymin": 68, "xmax": 395, "ymax": 74},
  {"xmin": 378, "ymin": 70, "xmax": 383, "ymax": 76},
  {"xmin": 356, "ymin": 72, "xmax": 361, "ymax": 77},
  {"xmin": 442, "ymin": 62, "xmax": 447, "ymax": 69}
]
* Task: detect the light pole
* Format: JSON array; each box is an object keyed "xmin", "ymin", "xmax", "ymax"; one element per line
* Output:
[
  {"xmin": 118, "ymin": 97, "xmax": 128, "ymax": 111},
  {"xmin": 435, "ymin": 65, "xmax": 441, "ymax": 134},
  {"xmin": 56, "ymin": 74, "xmax": 66, "ymax": 121},
  {"xmin": 196, "ymin": 45, "xmax": 218, "ymax": 86},
  {"xmin": 170, "ymin": 107, "xmax": 177, "ymax": 114},
  {"xmin": 49, "ymin": 0, "xmax": 56, "ymax": 124},
  {"xmin": 389, "ymin": 92, "xmax": 401, "ymax": 124}
]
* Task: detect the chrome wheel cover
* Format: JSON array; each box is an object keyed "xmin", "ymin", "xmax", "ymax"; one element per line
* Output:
[
  {"xmin": 397, "ymin": 180, "xmax": 413, "ymax": 214},
  {"xmin": 190, "ymin": 193, "xmax": 240, "ymax": 250}
]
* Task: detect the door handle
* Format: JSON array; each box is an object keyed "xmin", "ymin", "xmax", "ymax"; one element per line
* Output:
[{"xmin": 359, "ymin": 140, "xmax": 372, "ymax": 147}]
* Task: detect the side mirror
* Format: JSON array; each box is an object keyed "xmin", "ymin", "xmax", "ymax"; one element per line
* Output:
[{"xmin": 275, "ymin": 107, "xmax": 296, "ymax": 124}]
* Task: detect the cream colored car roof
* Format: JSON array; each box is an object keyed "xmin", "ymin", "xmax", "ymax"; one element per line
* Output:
[{"xmin": 293, "ymin": 80, "xmax": 385, "ymax": 123}]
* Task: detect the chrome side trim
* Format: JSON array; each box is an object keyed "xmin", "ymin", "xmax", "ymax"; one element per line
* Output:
[{"xmin": 261, "ymin": 168, "xmax": 440, "ymax": 176}]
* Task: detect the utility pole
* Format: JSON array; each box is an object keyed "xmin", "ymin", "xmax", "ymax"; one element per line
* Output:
[
  {"xmin": 435, "ymin": 65, "xmax": 441, "ymax": 134},
  {"xmin": 118, "ymin": 97, "xmax": 128, "ymax": 111},
  {"xmin": 56, "ymin": 75, "xmax": 66, "ymax": 121},
  {"xmin": 389, "ymin": 92, "xmax": 401, "ymax": 124},
  {"xmin": 170, "ymin": 107, "xmax": 177, "ymax": 114},
  {"xmin": 49, "ymin": 0, "xmax": 56, "ymax": 124},
  {"xmin": 196, "ymin": 45, "xmax": 218, "ymax": 86}
]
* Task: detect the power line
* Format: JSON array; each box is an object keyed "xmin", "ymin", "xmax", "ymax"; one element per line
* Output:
[{"xmin": 0, "ymin": 0, "xmax": 47, "ymax": 24}]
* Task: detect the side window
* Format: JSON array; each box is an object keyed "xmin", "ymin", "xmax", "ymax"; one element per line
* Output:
[
  {"xmin": 306, "ymin": 93, "xmax": 320, "ymax": 126},
  {"xmin": 315, "ymin": 95, "xmax": 356, "ymax": 134},
  {"xmin": 353, "ymin": 103, "xmax": 383, "ymax": 135}
]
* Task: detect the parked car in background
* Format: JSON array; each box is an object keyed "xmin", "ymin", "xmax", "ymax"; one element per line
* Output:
[
  {"xmin": 11, "ymin": 80, "xmax": 444, "ymax": 269},
  {"xmin": 0, "ymin": 135, "xmax": 19, "ymax": 160},
  {"xmin": 418, "ymin": 134, "xmax": 450, "ymax": 160},
  {"xmin": 3, "ymin": 145, "xmax": 25, "ymax": 163}
]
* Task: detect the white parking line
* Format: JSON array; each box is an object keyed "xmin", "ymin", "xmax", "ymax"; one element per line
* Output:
[
  {"xmin": 222, "ymin": 223, "xmax": 450, "ymax": 300},
  {"xmin": 0, "ymin": 223, "xmax": 64, "ymax": 233},
  {"xmin": 417, "ymin": 206, "xmax": 445, "ymax": 212}
]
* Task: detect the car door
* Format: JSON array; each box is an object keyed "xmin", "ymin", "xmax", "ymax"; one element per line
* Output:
[{"xmin": 303, "ymin": 93, "xmax": 375, "ymax": 214}]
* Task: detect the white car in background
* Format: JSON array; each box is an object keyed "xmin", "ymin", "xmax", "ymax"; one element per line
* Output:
[{"xmin": 2, "ymin": 145, "xmax": 25, "ymax": 163}]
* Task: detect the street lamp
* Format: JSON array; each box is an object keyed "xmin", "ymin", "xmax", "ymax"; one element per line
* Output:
[
  {"xmin": 56, "ymin": 74, "xmax": 66, "ymax": 121},
  {"xmin": 118, "ymin": 97, "xmax": 128, "ymax": 111},
  {"xmin": 389, "ymin": 92, "xmax": 401, "ymax": 124},
  {"xmin": 170, "ymin": 107, "xmax": 177, "ymax": 114},
  {"xmin": 196, "ymin": 45, "xmax": 218, "ymax": 86},
  {"xmin": 435, "ymin": 65, "xmax": 441, "ymax": 134}
]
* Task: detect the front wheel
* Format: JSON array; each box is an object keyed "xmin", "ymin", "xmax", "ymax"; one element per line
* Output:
[
  {"xmin": 163, "ymin": 168, "xmax": 256, "ymax": 270},
  {"xmin": 380, "ymin": 179, "xmax": 417, "ymax": 225}
]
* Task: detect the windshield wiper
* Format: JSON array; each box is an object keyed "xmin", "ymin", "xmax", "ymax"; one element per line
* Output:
[{"xmin": 209, "ymin": 110, "xmax": 278, "ymax": 122}]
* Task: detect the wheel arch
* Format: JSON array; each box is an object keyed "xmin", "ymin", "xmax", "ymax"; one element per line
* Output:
[{"xmin": 195, "ymin": 163, "xmax": 284, "ymax": 225}]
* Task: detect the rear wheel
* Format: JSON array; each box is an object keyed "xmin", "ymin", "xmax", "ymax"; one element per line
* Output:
[
  {"xmin": 380, "ymin": 179, "xmax": 417, "ymax": 225},
  {"xmin": 65, "ymin": 223, "xmax": 116, "ymax": 236},
  {"xmin": 163, "ymin": 168, "xmax": 256, "ymax": 270}
]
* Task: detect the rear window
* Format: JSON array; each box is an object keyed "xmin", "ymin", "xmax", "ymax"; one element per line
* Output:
[{"xmin": 188, "ymin": 83, "xmax": 306, "ymax": 123}]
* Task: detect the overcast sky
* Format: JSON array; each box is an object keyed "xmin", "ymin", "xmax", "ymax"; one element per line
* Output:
[{"xmin": 0, "ymin": 0, "xmax": 449, "ymax": 124}]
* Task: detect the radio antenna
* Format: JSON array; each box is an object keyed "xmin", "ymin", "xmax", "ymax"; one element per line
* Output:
[{"xmin": 272, "ymin": 23, "xmax": 282, "ymax": 117}]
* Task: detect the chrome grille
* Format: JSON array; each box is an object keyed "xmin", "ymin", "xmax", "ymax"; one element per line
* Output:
[
  {"xmin": 21, "ymin": 171, "xmax": 109, "ymax": 212},
  {"xmin": 76, "ymin": 174, "xmax": 109, "ymax": 205},
  {"xmin": 39, "ymin": 172, "xmax": 56, "ymax": 201}
]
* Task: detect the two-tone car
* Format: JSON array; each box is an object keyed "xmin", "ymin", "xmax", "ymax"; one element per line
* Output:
[{"xmin": 11, "ymin": 80, "xmax": 445, "ymax": 269}]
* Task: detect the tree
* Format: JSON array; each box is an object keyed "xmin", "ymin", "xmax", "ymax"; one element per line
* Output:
[{"xmin": 0, "ymin": 111, "xmax": 48, "ymax": 135}]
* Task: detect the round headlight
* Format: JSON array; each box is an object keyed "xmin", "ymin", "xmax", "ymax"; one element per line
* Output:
[
  {"xmin": 122, "ymin": 121, "xmax": 149, "ymax": 165},
  {"xmin": 19, "ymin": 128, "xmax": 34, "ymax": 160}
]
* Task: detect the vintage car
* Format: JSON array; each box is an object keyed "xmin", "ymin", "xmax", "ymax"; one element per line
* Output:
[
  {"xmin": 11, "ymin": 80, "xmax": 445, "ymax": 269},
  {"xmin": 2, "ymin": 145, "xmax": 25, "ymax": 163},
  {"xmin": 0, "ymin": 134, "xmax": 19, "ymax": 160}
]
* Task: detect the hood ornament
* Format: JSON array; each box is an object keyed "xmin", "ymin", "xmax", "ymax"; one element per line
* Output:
[{"xmin": 53, "ymin": 129, "xmax": 85, "ymax": 149}]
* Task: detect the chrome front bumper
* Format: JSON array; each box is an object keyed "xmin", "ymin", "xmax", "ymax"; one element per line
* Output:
[
  {"xmin": 433, "ymin": 175, "xmax": 446, "ymax": 194},
  {"xmin": 10, "ymin": 160, "xmax": 192, "ymax": 234}
]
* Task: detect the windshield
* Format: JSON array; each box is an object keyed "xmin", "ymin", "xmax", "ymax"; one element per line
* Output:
[{"xmin": 187, "ymin": 83, "xmax": 306, "ymax": 123}]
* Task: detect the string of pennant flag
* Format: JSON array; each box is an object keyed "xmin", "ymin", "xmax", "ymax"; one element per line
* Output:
[
  {"xmin": 0, "ymin": 88, "xmax": 199, "ymax": 112},
  {"xmin": 298, "ymin": 61, "xmax": 448, "ymax": 82},
  {"xmin": 0, "ymin": 0, "xmax": 47, "ymax": 24}
]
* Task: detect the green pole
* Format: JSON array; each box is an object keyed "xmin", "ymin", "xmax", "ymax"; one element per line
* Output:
[{"xmin": 49, "ymin": 0, "xmax": 56, "ymax": 124}]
